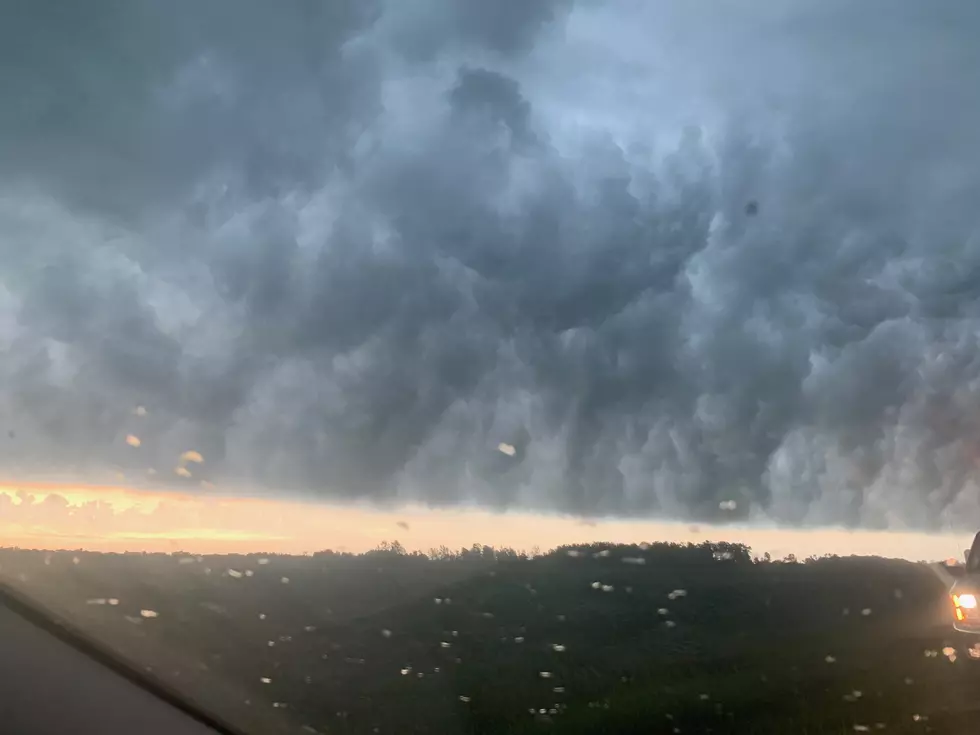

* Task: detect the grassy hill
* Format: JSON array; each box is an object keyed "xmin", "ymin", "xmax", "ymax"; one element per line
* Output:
[{"xmin": 0, "ymin": 542, "xmax": 974, "ymax": 734}]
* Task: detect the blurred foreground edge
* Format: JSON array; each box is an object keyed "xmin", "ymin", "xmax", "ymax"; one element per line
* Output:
[{"xmin": 0, "ymin": 579, "xmax": 245, "ymax": 735}]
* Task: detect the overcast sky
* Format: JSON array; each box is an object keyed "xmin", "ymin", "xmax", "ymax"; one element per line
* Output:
[{"xmin": 3, "ymin": 0, "xmax": 980, "ymax": 530}]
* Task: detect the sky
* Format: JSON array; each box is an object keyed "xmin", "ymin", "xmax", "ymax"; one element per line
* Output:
[
  {"xmin": 0, "ymin": 481, "xmax": 970, "ymax": 562},
  {"xmin": 4, "ymin": 0, "xmax": 980, "ymax": 536}
]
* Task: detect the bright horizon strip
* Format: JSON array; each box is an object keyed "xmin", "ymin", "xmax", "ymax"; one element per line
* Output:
[{"xmin": 0, "ymin": 480, "xmax": 972, "ymax": 562}]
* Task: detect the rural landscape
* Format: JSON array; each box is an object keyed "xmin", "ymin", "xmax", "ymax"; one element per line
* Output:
[{"xmin": 0, "ymin": 541, "xmax": 975, "ymax": 734}]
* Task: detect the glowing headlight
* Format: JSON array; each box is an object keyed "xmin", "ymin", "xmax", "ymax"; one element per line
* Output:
[{"xmin": 955, "ymin": 593, "xmax": 978, "ymax": 609}]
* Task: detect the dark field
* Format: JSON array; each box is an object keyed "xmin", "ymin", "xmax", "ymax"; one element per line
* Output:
[{"xmin": 0, "ymin": 542, "xmax": 976, "ymax": 735}]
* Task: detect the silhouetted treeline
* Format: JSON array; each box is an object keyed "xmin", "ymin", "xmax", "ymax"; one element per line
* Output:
[
  {"xmin": 316, "ymin": 539, "xmax": 848, "ymax": 566},
  {"xmin": 0, "ymin": 540, "xmax": 905, "ymax": 567}
]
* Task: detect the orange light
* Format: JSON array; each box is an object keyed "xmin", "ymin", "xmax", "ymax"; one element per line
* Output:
[{"xmin": 957, "ymin": 608, "xmax": 966, "ymax": 621}]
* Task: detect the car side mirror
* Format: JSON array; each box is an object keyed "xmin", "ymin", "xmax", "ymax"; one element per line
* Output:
[
  {"xmin": 944, "ymin": 561, "xmax": 967, "ymax": 578},
  {"xmin": 966, "ymin": 549, "xmax": 972, "ymax": 565}
]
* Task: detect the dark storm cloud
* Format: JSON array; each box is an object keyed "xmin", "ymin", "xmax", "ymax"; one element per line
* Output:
[
  {"xmin": 4, "ymin": 0, "xmax": 980, "ymax": 530},
  {"xmin": 381, "ymin": 0, "xmax": 572, "ymax": 60}
]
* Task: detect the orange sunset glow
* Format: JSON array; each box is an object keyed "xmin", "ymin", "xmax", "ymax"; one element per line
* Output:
[{"xmin": 0, "ymin": 480, "xmax": 971, "ymax": 562}]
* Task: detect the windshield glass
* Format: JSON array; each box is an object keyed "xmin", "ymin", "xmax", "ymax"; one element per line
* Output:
[{"xmin": 3, "ymin": 1, "xmax": 980, "ymax": 733}]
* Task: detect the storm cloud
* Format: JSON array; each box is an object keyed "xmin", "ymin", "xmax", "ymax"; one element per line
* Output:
[{"xmin": 3, "ymin": 0, "xmax": 980, "ymax": 529}]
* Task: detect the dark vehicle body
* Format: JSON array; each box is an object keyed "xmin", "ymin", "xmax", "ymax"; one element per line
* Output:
[{"xmin": 946, "ymin": 531, "xmax": 980, "ymax": 660}]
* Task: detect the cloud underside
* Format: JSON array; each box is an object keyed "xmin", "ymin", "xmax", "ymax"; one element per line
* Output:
[{"xmin": 3, "ymin": 0, "xmax": 980, "ymax": 529}]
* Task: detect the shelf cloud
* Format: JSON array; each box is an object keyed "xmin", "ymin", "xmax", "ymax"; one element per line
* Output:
[{"xmin": 3, "ymin": 0, "xmax": 980, "ymax": 530}]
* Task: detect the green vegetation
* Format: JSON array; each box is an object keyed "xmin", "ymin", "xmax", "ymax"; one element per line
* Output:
[{"xmin": 0, "ymin": 542, "xmax": 973, "ymax": 734}]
